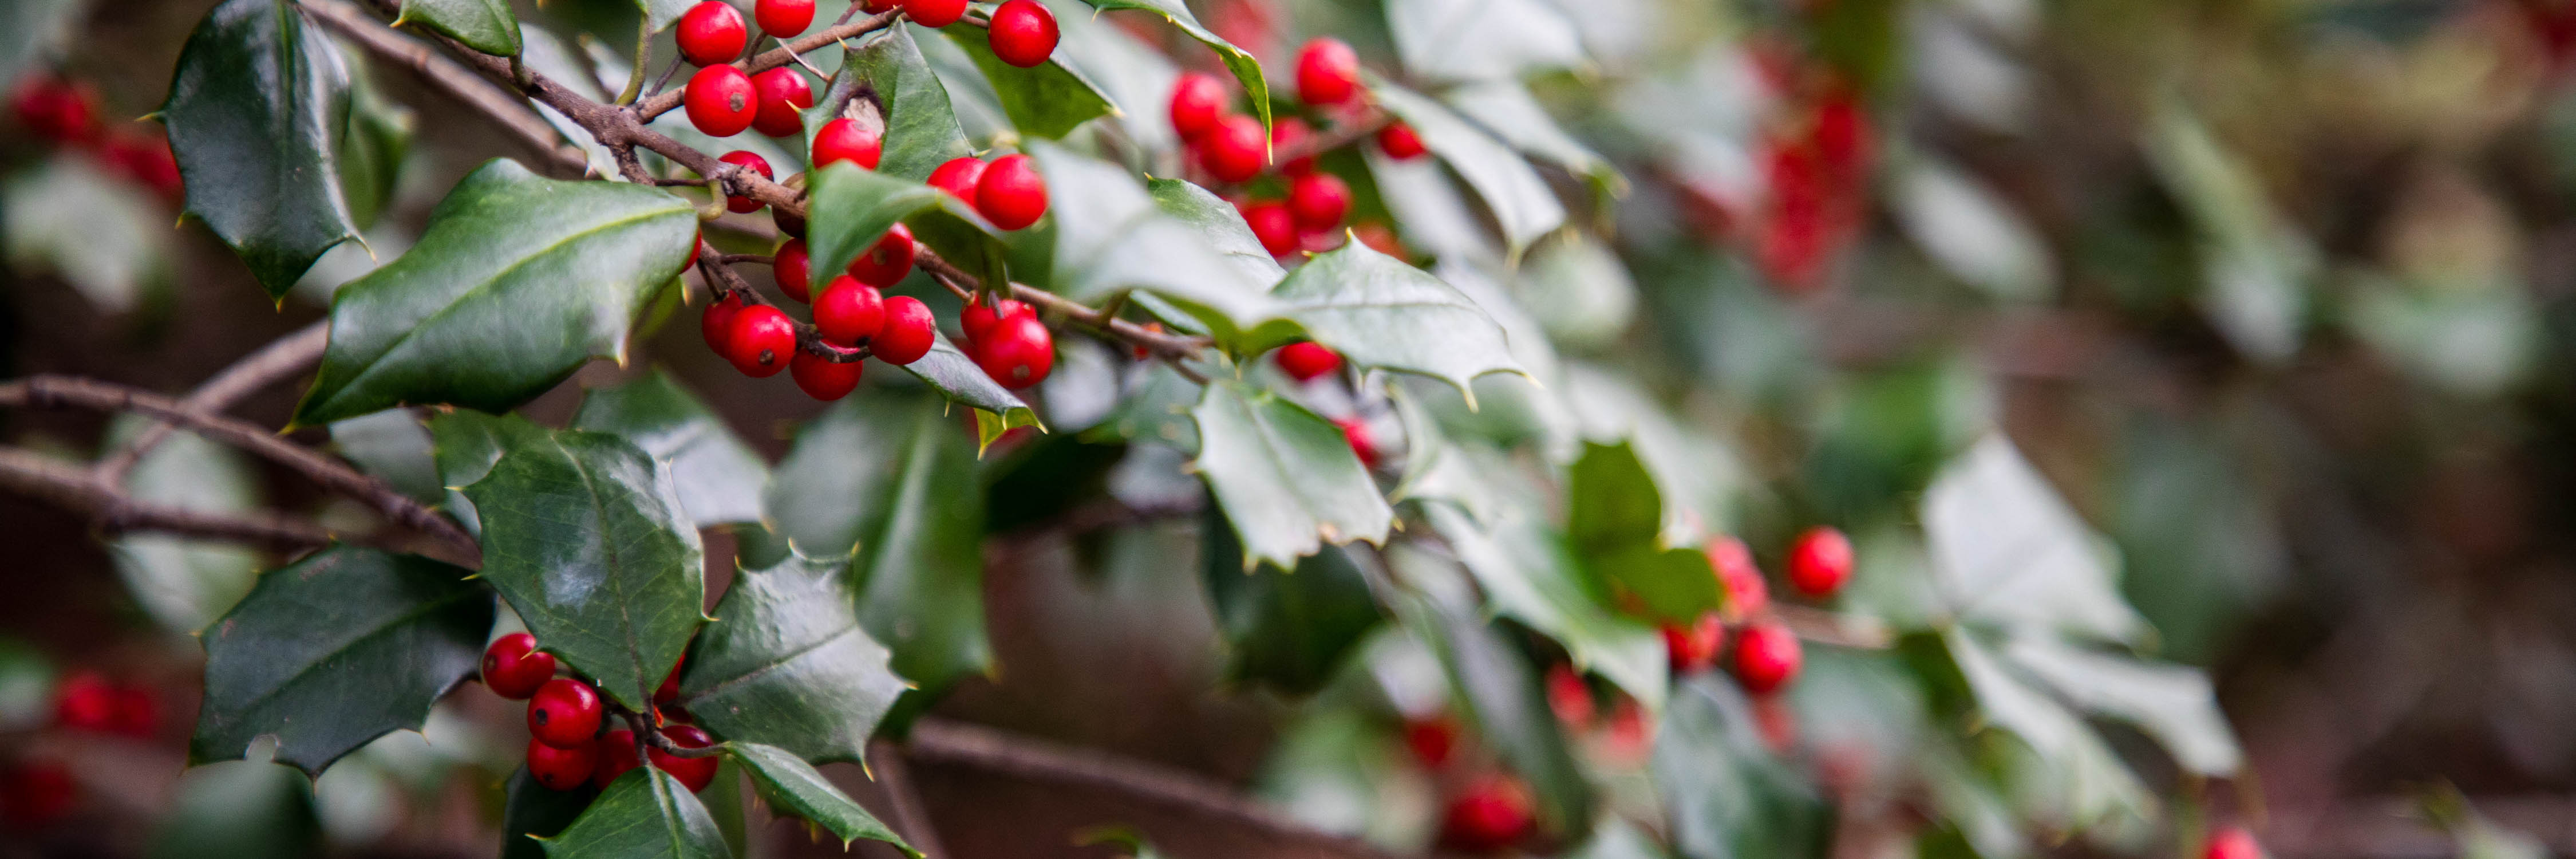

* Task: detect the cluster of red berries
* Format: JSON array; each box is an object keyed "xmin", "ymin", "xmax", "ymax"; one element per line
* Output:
[
  {"xmin": 2204, "ymin": 826, "xmax": 2265, "ymax": 859},
  {"xmin": 1657, "ymin": 527, "xmax": 1852, "ymax": 696},
  {"xmin": 0, "ymin": 671, "xmax": 165, "ymax": 830},
  {"xmin": 8, "ymin": 73, "xmax": 183, "ymax": 199},
  {"xmin": 1393, "ymin": 715, "xmax": 1539, "ymax": 852},
  {"xmin": 480, "ymin": 633, "xmax": 717, "ymax": 793},
  {"xmin": 1163, "ymin": 39, "xmax": 1420, "ymax": 259},
  {"xmin": 679, "ymin": 0, "xmax": 1058, "ymax": 142}
]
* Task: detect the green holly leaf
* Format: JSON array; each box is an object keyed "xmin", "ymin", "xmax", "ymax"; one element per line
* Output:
[
  {"xmin": 147, "ymin": 760, "xmax": 322, "ymax": 859},
  {"xmin": 897, "ymin": 329, "xmax": 1040, "ymax": 430},
  {"xmin": 1203, "ymin": 520, "xmax": 1382, "ymax": 695},
  {"xmin": 725, "ymin": 743, "xmax": 914, "ymax": 853},
  {"xmin": 680, "ymin": 551, "xmax": 907, "ymax": 765},
  {"xmin": 462, "ymin": 428, "xmax": 706, "ymax": 711},
  {"xmin": 502, "ymin": 766, "xmax": 596, "ymax": 859},
  {"xmin": 634, "ymin": 0, "xmax": 693, "ymax": 32},
  {"xmin": 1148, "ymin": 177, "xmax": 1286, "ymax": 287},
  {"xmin": 1939, "ymin": 628, "xmax": 2150, "ymax": 829},
  {"xmin": 1653, "ymin": 676, "xmax": 1831, "ymax": 859},
  {"xmin": 425, "ymin": 408, "xmax": 549, "ymax": 536},
  {"xmin": 1369, "ymin": 83, "xmax": 1566, "ymax": 258},
  {"xmin": 1402, "ymin": 593, "xmax": 1592, "ymax": 840},
  {"xmin": 1424, "ymin": 505, "xmax": 1665, "ymax": 712},
  {"xmin": 803, "ymin": 163, "xmax": 991, "ymax": 296},
  {"xmin": 1997, "ymin": 635, "xmax": 2241, "ymax": 777},
  {"xmin": 394, "ymin": 0, "xmax": 520, "ymax": 57},
  {"xmin": 1263, "ymin": 240, "xmax": 1526, "ymax": 400},
  {"xmin": 1191, "ymin": 380, "xmax": 1391, "ymax": 571},
  {"xmin": 824, "ymin": 26, "xmax": 973, "ymax": 182},
  {"xmin": 337, "ymin": 52, "xmax": 415, "ymax": 234},
  {"xmin": 1444, "ymin": 80, "xmax": 1624, "ymax": 199},
  {"xmin": 294, "ymin": 159, "xmax": 697, "ymax": 426},
  {"xmin": 1923, "ymin": 437, "xmax": 2148, "ymax": 644},
  {"xmin": 1566, "ymin": 441, "xmax": 1718, "ymax": 623},
  {"xmin": 571, "ymin": 369, "xmax": 769, "ymax": 526},
  {"xmin": 160, "ymin": 0, "xmax": 362, "ymax": 298},
  {"xmin": 544, "ymin": 768, "xmax": 729, "ymax": 859},
  {"xmin": 331, "ymin": 409, "xmax": 444, "ymax": 506},
  {"xmin": 1078, "ymin": 0, "xmax": 1270, "ymax": 133},
  {"xmin": 1026, "ymin": 145, "xmax": 1285, "ymax": 344},
  {"xmin": 941, "ymin": 26, "xmax": 1113, "ymax": 140},
  {"xmin": 190, "ymin": 546, "xmax": 490, "ymax": 777},
  {"xmin": 1384, "ymin": 0, "xmax": 1585, "ymax": 84},
  {"xmin": 765, "ymin": 391, "xmax": 991, "ymax": 694}
]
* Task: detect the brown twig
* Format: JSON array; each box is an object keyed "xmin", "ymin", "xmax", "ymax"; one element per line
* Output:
[
  {"xmin": 693, "ymin": 245, "xmax": 870, "ymax": 363},
  {"xmin": 96, "ymin": 318, "xmax": 331, "ymax": 487},
  {"xmin": 1773, "ymin": 604, "xmax": 1895, "ymax": 649},
  {"xmin": 911, "ymin": 247, "xmax": 1212, "ymax": 361},
  {"xmin": 870, "ymin": 738, "xmax": 950, "ymax": 859},
  {"xmin": 296, "ymin": 0, "xmax": 590, "ymax": 175},
  {"xmin": 0, "ymin": 448, "xmax": 342, "ymax": 547}
]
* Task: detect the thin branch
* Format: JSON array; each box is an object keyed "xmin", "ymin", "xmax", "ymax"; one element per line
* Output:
[
  {"xmin": 912, "ymin": 247, "xmax": 1212, "ymax": 361},
  {"xmin": 97, "ymin": 319, "xmax": 330, "ymax": 487},
  {"xmin": 0, "ymin": 448, "xmax": 342, "ymax": 547},
  {"xmin": 1773, "ymin": 604, "xmax": 1895, "ymax": 649},
  {"xmin": 693, "ymin": 246, "xmax": 869, "ymax": 363},
  {"xmin": 637, "ymin": 721, "xmax": 726, "ymax": 758},
  {"xmin": 297, "ymin": 0, "xmax": 589, "ymax": 175},
  {"xmin": 870, "ymin": 738, "xmax": 949, "ymax": 859}
]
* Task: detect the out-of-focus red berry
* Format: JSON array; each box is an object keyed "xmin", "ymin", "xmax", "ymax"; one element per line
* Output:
[
  {"xmin": 1707, "ymin": 536, "xmax": 1769, "ymax": 621},
  {"xmin": 1439, "ymin": 775, "xmax": 1535, "ymax": 852},
  {"xmin": 1546, "ymin": 664, "xmax": 1595, "ymax": 728}
]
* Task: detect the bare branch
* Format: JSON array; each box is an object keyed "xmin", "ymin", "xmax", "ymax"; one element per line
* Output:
[
  {"xmin": 0, "ymin": 448, "xmax": 341, "ymax": 547},
  {"xmin": 912, "ymin": 246, "xmax": 1214, "ymax": 361},
  {"xmin": 869, "ymin": 738, "xmax": 950, "ymax": 859},
  {"xmin": 97, "ymin": 319, "xmax": 331, "ymax": 487},
  {"xmin": 297, "ymin": 0, "xmax": 590, "ymax": 176},
  {"xmin": 1773, "ymin": 604, "xmax": 1895, "ymax": 649}
]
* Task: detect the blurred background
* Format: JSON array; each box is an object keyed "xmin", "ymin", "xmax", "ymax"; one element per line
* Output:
[{"xmin": 9, "ymin": 0, "xmax": 2576, "ymax": 857}]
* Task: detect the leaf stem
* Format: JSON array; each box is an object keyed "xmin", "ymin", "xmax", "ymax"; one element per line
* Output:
[{"xmin": 615, "ymin": 16, "xmax": 651, "ymax": 105}]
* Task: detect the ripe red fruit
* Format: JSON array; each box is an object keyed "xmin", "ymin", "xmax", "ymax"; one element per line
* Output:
[
  {"xmin": 1402, "ymin": 716, "xmax": 1457, "ymax": 768},
  {"xmin": 726, "ymin": 304, "xmax": 799, "ymax": 377},
  {"xmin": 750, "ymin": 66, "xmax": 815, "ymax": 137},
  {"xmin": 1601, "ymin": 697, "xmax": 1653, "ymax": 763},
  {"xmin": 975, "ymin": 313, "xmax": 1054, "ymax": 388},
  {"xmin": 1732, "ymin": 621, "xmax": 1801, "ymax": 695},
  {"xmin": 754, "ymin": 0, "xmax": 815, "ymax": 37},
  {"xmin": 1786, "ymin": 526, "xmax": 1854, "ymax": 597},
  {"xmin": 1336, "ymin": 416, "xmax": 1378, "ymax": 467},
  {"xmin": 987, "ymin": 0, "xmax": 1060, "ymax": 68},
  {"xmin": 528, "ymin": 679, "xmax": 603, "ymax": 749},
  {"xmin": 703, "ymin": 292, "xmax": 747, "ymax": 354},
  {"xmin": 1275, "ymin": 341, "xmax": 1341, "ymax": 382},
  {"xmin": 1707, "ymin": 535, "xmax": 1769, "ymax": 621},
  {"xmin": 1377, "ymin": 121, "xmax": 1426, "ymax": 160},
  {"xmin": 1440, "ymin": 776, "xmax": 1535, "ymax": 852},
  {"xmin": 1270, "ymin": 117, "xmax": 1315, "ymax": 175},
  {"xmin": 847, "ymin": 222, "xmax": 915, "ymax": 286},
  {"xmin": 11, "ymin": 76, "xmax": 96, "ymax": 144},
  {"xmin": 792, "ymin": 352, "xmax": 865, "ymax": 399},
  {"xmin": 813, "ymin": 275, "xmax": 886, "ymax": 344},
  {"xmin": 975, "ymin": 153, "xmax": 1049, "ymax": 230},
  {"xmin": 0, "ymin": 759, "xmax": 75, "ymax": 829},
  {"xmin": 2204, "ymin": 826, "xmax": 2266, "ymax": 859},
  {"xmin": 1353, "ymin": 222, "xmax": 1405, "ymax": 258},
  {"xmin": 1295, "ymin": 37, "xmax": 1362, "ymax": 106},
  {"xmin": 904, "ymin": 0, "xmax": 969, "ymax": 27},
  {"xmin": 1239, "ymin": 200, "xmax": 1295, "ymax": 257},
  {"xmin": 1198, "ymin": 113, "xmax": 1266, "ymax": 183},
  {"xmin": 592, "ymin": 729, "xmax": 643, "ymax": 789},
  {"xmin": 959, "ymin": 295, "xmax": 1030, "ymax": 345},
  {"xmin": 927, "ymin": 156, "xmax": 986, "ymax": 200},
  {"xmin": 872, "ymin": 295, "xmax": 937, "ymax": 364},
  {"xmin": 481, "ymin": 632, "xmax": 557, "ymax": 700},
  {"xmin": 102, "ymin": 132, "xmax": 183, "ymax": 198},
  {"xmin": 52, "ymin": 672, "xmax": 117, "ymax": 732},
  {"xmin": 1546, "ymin": 664, "xmax": 1595, "ymax": 728},
  {"xmin": 773, "ymin": 239, "xmax": 813, "ymax": 301},
  {"xmin": 650, "ymin": 726, "xmax": 721, "ymax": 792},
  {"xmin": 676, "ymin": 1, "xmax": 749, "ymax": 66},
  {"xmin": 1288, "ymin": 172, "xmax": 1352, "ymax": 234},
  {"xmin": 811, "ymin": 117, "xmax": 883, "ymax": 170},
  {"xmin": 1661, "ymin": 612, "xmax": 1724, "ymax": 674},
  {"xmin": 684, "ymin": 65, "xmax": 758, "ymax": 137},
  {"xmin": 654, "ymin": 655, "xmax": 685, "ymax": 706},
  {"xmin": 526, "ymin": 736, "xmax": 598, "ymax": 790},
  {"xmin": 1167, "ymin": 72, "xmax": 1228, "ymax": 140},
  {"xmin": 109, "ymin": 685, "xmax": 157, "ymax": 738},
  {"xmin": 716, "ymin": 150, "xmax": 773, "ymax": 212}
]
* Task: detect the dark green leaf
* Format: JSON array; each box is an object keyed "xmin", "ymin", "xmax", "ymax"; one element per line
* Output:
[
  {"xmin": 544, "ymin": 768, "xmax": 729, "ymax": 859},
  {"xmin": 148, "ymin": 760, "xmax": 322, "ymax": 859},
  {"xmin": 1564, "ymin": 441, "xmax": 1720, "ymax": 623},
  {"xmin": 1424, "ymin": 505, "xmax": 1665, "ymax": 711},
  {"xmin": 294, "ymin": 160, "xmax": 695, "ymax": 425},
  {"xmin": 1264, "ymin": 240, "xmax": 1526, "ymax": 397},
  {"xmin": 1028, "ymin": 144, "xmax": 1285, "ymax": 344},
  {"xmin": 764, "ymin": 391, "xmax": 990, "ymax": 693},
  {"xmin": 890, "ymin": 325, "xmax": 1039, "ymax": 428},
  {"xmin": 1079, "ymin": 0, "xmax": 1270, "ymax": 133},
  {"xmin": 829, "ymin": 26, "xmax": 974, "ymax": 181},
  {"xmin": 1652, "ymin": 677, "xmax": 1831, "ymax": 859},
  {"xmin": 1203, "ymin": 516, "xmax": 1382, "ymax": 695},
  {"xmin": 1403, "ymin": 593, "xmax": 1592, "ymax": 839},
  {"xmin": 1444, "ymin": 80, "xmax": 1623, "ymax": 198},
  {"xmin": 394, "ymin": 0, "xmax": 520, "ymax": 56},
  {"xmin": 462, "ymin": 428, "xmax": 705, "ymax": 711},
  {"xmin": 336, "ymin": 62, "xmax": 415, "ymax": 232},
  {"xmin": 425, "ymin": 408, "xmax": 550, "ymax": 536},
  {"xmin": 192, "ymin": 546, "xmax": 490, "ymax": 775},
  {"xmin": 941, "ymin": 26, "xmax": 1112, "ymax": 140},
  {"xmin": 1922, "ymin": 437, "xmax": 2147, "ymax": 643},
  {"xmin": 571, "ymin": 369, "xmax": 769, "ymax": 526},
  {"xmin": 160, "ymin": 0, "xmax": 361, "ymax": 297},
  {"xmin": 1369, "ymin": 84, "xmax": 1565, "ymax": 257},
  {"xmin": 331, "ymin": 409, "xmax": 444, "ymax": 506},
  {"xmin": 1190, "ymin": 380, "xmax": 1392, "ymax": 571},
  {"xmin": 1384, "ymin": 0, "xmax": 1585, "ymax": 82},
  {"xmin": 680, "ymin": 551, "xmax": 906, "ymax": 764},
  {"xmin": 803, "ymin": 163, "xmax": 969, "ymax": 295},
  {"xmin": 725, "ymin": 743, "xmax": 914, "ymax": 852},
  {"xmin": 502, "ymin": 766, "xmax": 598, "ymax": 859}
]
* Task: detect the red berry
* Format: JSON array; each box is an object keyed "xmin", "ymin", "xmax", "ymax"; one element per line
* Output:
[
  {"xmin": 1732, "ymin": 621, "xmax": 1801, "ymax": 695},
  {"xmin": 592, "ymin": 729, "xmax": 643, "ymax": 789},
  {"xmin": 1661, "ymin": 612, "xmax": 1724, "ymax": 674},
  {"xmin": 904, "ymin": 0, "xmax": 969, "ymax": 27},
  {"xmin": 1287, "ymin": 172, "xmax": 1351, "ymax": 234},
  {"xmin": 987, "ymin": 0, "xmax": 1060, "ymax": 68},
  {"xmin": 974, "ymin": 313, "xmax": 1054, "ymax": 388},
  {"xmin": 1439, "ymin": 776, "xmax": 1535, "ymax": 852},
  {"xmin": 975, "ymin": 153, "xmax": 1049, "ymax": 230},
  {"xmin": 684, "ymin": 65, "xmax": 758, "ymax": 137},
  {"xmin": 10, "ymin": 76, "xmax": 96, "ymax": 144},
  {"xmin": 1785, "ymin": 526, "xmax": 1853, "ymax": 597},
  {"xmin": 1336, "ymin": 416, "xmax": 1378, "ymax": 467},
  {"xmin": 1601, "ymin": 697, "xmax": 1653, "ymax": 763},
  {"xmin": 959, "ymin": 295, "xmax": 1030, "ymax": 345},
  {"xmin": 702, "ymin": 292, "xmax": 747, "ymax": 354},
  {"xmin": 1295, "ymin": 37, "xmax": 1362, "ymax": 106},
  {"xmin": 1402, "ymin": 716, "xmax": 1457, "ymax": 768},
  {"xmin": 526, "ymin": 736, "xmax": 598, "ymax": 791},
  {"xmin": 862, "ymin": 0, "xmax": 898, "ymax": 10},
  {"xmin": 482, "ymin": 632, "xmax": 558, "ymax": 700},
  {"xmin": 1546, "ymin": 664, "xmax": 1595, "ymax": 728},
  {"xmin": 750, "ymin": 66, "xmax": 815, "ymax": 137},
  {"xmin": 527, "ymin": 679, "xmax": 603, "ymax": 749},
  {"xmin": 675, "ymin": 1, "xmax": 749, "ymax": 66},
  {"xmin": 811, "ymin": 117, "xmax": 882, "ymax": 170},
  {"xmin": 927, "ymin": 156, "xmax": 986, "ymax": 200},
  {"xmin": 52, "ymin": 672, "xmax": 117, "ymax": 732},
  {"xmin": 109, "ymin": 684, "xmax": 157, "ymax": 738},
  {"xmin": 1198, "ymin": 114, "xmax": 1266, "ymax": 183},
  {"xmin": 1239, "ymin": 200, "xmax": 1295, "ymax": 257},
  {"xmin": 726, "ymin": 304, "xmax": 799, "ymax": 377},
  {"xmin": 649, "ymin": 726, "xmax": 721, "ymax": 792},
  {"xmin": 792, "ymin": 352, "xmax": 865, "ymax": 399},
  {"xmin": 773, "ymin": 239, "xmax": 813, "ymax": 302},
  {"xmin": 1275, "ymin": 341, "xmax": 1341, "ymax": 382},
  {"xmin": 872, "ymin": 296, "xmax": 937, "ymax": 365},
  {"xmin": 2205, "ymin": 827, "xmax": 2266, "ymax": 859},
  {"xmin": 754, "ymin": 0, "xmax": 815, "ymax": 37},
  {"xmin": 1377, "ymin": 121, "xmax": 1426, "ymax": 160},
  {"xmin": 717, "ymin": 150, "xmax": 773, "ymax": 213},
  {"xmin": 1353, "ymin": 222, "xmax": 1405, "ymax": 258},
  {"xmin": 1270, "ymin": 117, "xmax": 1315, "ymax": 175},
  {"xmin": 654, "ymin": 655, "xmax": 685, "ymax": 706},
  {"xmin": 1167, "ymin": 73, "xmax": 1228, "ymax": 140},
  {"xmin": 102, "ymin": 132, "xmax": 183, "ymax": 198},
  {"xmin": 847, "ymin": 222, "xmax": 915, "ymax": 286},
  {"xmin": 813, "ymin": 275, "xmax": 886, "ymax": 344},
  {"xmin": 0, "ymin": 759, "xmax": 75, "ymax": 829},
  {"xmin": 1707, "ymin": 536, "xmax": 1769, "ymax": 621}
]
